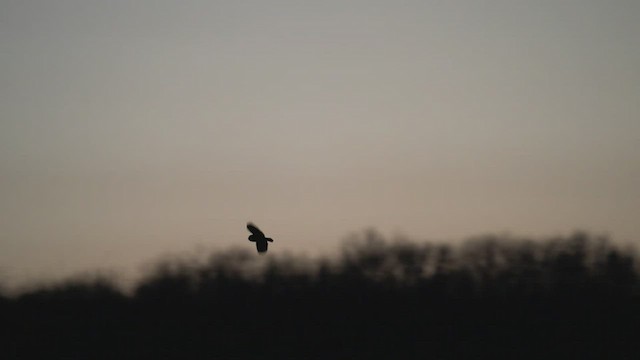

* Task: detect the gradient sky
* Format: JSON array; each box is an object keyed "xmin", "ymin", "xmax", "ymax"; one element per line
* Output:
[{"xmin": 1, "ymin": 0, "xmax": 639, "ymax": 287}]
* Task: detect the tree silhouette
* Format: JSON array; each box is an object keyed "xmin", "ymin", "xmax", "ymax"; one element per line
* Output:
[{"xmin": 1, "ymin": 231, "xmax": 638, "ymax": 359}]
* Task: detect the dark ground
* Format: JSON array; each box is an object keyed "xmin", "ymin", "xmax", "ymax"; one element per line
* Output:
[{"xmin": 1, "ymin": 232, "xmax": 638, "ymax": 359}]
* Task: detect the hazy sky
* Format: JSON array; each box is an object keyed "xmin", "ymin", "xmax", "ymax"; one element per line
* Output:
[{"xmin": 1, "ymin": 0, "xmax": 639, "ymax": 287}]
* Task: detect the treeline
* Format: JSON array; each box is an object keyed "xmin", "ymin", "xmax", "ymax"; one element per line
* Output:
[{"xmin": 1, "ymin": 231, "xmax": 638, "ymax": 359}]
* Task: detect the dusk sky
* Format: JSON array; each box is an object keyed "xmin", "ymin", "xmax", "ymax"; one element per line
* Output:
[{"xmin": 1, "ymin": 0, "xmax": 639, "ymax": 288}]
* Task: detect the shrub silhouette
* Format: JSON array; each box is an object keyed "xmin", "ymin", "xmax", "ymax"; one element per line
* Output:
[{"xmin": 2, "ymin": 231, "xmax": 638, "ymax": 359}]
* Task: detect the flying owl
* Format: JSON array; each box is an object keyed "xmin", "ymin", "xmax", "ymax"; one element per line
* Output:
[{"xmin": 246, "ymin": 222, "xmax": 273, "ymax": 253}]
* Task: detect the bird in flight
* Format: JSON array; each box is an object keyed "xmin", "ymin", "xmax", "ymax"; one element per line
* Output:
[{"xmin": 246, "ymin": 222, "xmax": 273, "ymax": 254}]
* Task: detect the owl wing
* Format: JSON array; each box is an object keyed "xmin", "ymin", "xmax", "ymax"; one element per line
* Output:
[
  {"xmin": 256, "ymin": 241, "xmax": 268, "ymax": 253},
  {"xmin": 246, "ymin": 222, "xmax": 265, "ymax": 237}
]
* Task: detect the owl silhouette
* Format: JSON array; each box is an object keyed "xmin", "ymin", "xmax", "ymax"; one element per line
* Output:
[{"xmin": 246, "ymin": 222, "xmax": 273, "ymax": 253}]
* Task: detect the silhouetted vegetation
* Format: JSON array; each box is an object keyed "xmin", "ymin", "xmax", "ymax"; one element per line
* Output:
[{"xmin": 2, "ymin": 231, "xmax": 639, "ymax": 359}]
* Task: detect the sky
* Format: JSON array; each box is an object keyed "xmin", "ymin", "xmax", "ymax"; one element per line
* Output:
[{"xmin": 1, "ymin": 0, "xmax": 639, "ymax": 288}]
